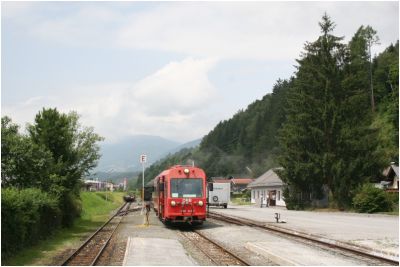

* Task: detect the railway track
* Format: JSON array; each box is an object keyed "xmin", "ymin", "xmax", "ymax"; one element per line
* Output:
[
  {"xmin": 180, "ymin": 229, "xmax": 251, "ymax": 266},
  {"xmin": 208, "ymin": 211, "xmax": 399, "ymax": 266},
  {"xmin": 61, "ymin": 202, "xmax": 133, "ymax": 266}
]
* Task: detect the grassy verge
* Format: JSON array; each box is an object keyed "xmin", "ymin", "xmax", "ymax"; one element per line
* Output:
[
  {"xmin": 231, "ymin": 197, "xmax": 251, "ymax": 205},
  {"xmin": 3, "ymin": 191, "xmax": 125, "ymax": 266}
]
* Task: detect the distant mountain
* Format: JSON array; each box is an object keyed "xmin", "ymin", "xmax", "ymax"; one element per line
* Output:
[
  {"xmin": 95, "ymin": 135, "xmax": 180, "ymax": 172},
  {"xmin": 94, "ymin": 135, "xmax": 201, "ymax": 173},
  {"xmin": 163, "ymin": 138, "xmax": 202, "ymax": 156}
]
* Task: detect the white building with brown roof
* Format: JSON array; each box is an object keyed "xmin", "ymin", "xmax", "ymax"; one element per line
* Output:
[{"xmin": 247, "ymin": 168, "xmax": 286, "ymax": 207}]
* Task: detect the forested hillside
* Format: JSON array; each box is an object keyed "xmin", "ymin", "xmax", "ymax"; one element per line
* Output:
[{"xmin": 137, "ymin": 15, "xmax": 398, "ymax": 210}]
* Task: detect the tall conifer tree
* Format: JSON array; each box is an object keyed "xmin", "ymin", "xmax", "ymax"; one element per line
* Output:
[{"xmin": 278, "ymin": 14, "xmax": 382, "ymax": 209}]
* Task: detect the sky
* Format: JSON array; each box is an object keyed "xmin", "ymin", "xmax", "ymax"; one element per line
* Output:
[{"xmin": 1, "ymin": 1, "xmax": 399, "ymax": 144}]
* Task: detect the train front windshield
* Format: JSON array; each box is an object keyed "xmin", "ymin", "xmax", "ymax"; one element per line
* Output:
[{"xmin": 170, "ymin": 178, "xmax": 203, "ymax": 198}]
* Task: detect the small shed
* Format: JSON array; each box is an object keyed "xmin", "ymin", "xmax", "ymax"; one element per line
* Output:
[
  {"xmin": 381, "ymin": 164, "xmax": 399, "ymax": 192},
  {"xmin": 247, "ymin": 168, "xmax": 286, "ymax": 207}
]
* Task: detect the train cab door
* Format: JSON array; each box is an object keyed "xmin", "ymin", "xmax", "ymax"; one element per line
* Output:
[{"xmin": 158, "ymin": 177, "xmax": 165, "ymax": 219}]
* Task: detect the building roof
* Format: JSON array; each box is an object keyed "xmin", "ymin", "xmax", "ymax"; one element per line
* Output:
[
  {"xmin": 392, "ymin": 165, "xmax": 399, "ymax": 177},
  {"xmin": 231, "ymin": 178, "xmax": 254, "ymax": 185},
  {"xmin": 247, "ymin": 168, "xmax": 284, "ymax": 188},
  {"xmin": 213, "ymin": 178, "xmax": 254, "ymax": 184},
  {"xmin": 383, "ymin": 164, "xmax": 399, "ymax": 178},
  {"xmin": 84, "ymin": 180, "xmax": 101, "ymax": 184},
  {"xmin": 213, "ymin": 179, "xmax": 231, "ymax": 183}
]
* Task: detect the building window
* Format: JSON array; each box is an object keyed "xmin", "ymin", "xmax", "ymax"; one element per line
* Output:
[
  {"xmin": 278, "ymin": 190, "xmax": 280, "ymax": 201},
  {"xmin": 257, "ymin": 190, "xmax": 259, "ymax": 199},
  {"xmin": 252, "ymin": 190, "xmax": 254, "ymax": 199}
]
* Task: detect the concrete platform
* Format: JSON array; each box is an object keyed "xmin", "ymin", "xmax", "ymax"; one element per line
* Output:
[
  {"xmin": 246, "ymin": 240, "xmax": 362, "ymax": 265},
  {"xmin": 123, "ymin": 237, "xmax": 197, "ymax": 266},
  {"xmin": 210, "ymin": 204, "xmax": 399, "ymax": 260}
]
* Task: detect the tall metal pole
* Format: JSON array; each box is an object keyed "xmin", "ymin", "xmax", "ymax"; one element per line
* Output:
[
  {"xmin": 142, "ymin": 162, "xmax": 145, "ymax": 202},
  {"xmin": 140, "ymin": 154, "xmax": 146, "ymax": 204}
]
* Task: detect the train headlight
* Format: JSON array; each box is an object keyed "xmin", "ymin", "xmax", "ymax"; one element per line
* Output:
[
  {"xmin": 171, "ymin": 200, "xmax": 176, "ymax": 207},
  {"xmin": 198, "ymin": 201, "xmax": 204, "ymax": 206},
  {"xmin": 184, "ymin": 168, "xmax": 190, "ymax": 174}
]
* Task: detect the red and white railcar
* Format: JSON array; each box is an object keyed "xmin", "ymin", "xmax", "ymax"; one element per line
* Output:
[{"xmin": 153, "ymin": 165, "xmax": 207, "ymax": 225}]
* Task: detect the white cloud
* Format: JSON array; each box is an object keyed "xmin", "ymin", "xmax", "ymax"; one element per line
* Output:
[
  {"xmin": 1, "ymin": 2, "xmax": 35, "ymax": 19},
  {"xmin": 31, "ymin": 6, "xmax": 120, "ymax": 47},
  {"xmin": 116, "ymin": 2, "xmax": 313, "ymax": 60},
  {"xmin": 115, "ymin": 2, "xmax": 398, "ymax": 60},
  {"xmin": 130, "ymin": 57, "xmax": 217, "ymax": 115},
  {"xmin": 4, "ymin": 2, "xmax": 398, "ymax": 60},
  {"xmin": 111, "ymin": 57, "xmax": 218, "ymax": 142},
  {"xmin": 2, "ymin": 58, "xmax": 218, "ymax": 143},
  {"xmin": 2, "ymin": 2, "xmax": 398, "ymax": 142}
]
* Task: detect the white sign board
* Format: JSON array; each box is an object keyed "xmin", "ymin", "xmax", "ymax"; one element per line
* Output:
[{"xmin": 140, "ymin": 154, "xmax": 147, "ymax": 163}]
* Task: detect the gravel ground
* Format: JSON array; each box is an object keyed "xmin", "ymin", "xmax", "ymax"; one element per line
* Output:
[
  {"xmin": 200, "ymin": 218, "xmax": 395, "ymax": 265},
  {"xmin": 197, "ymin": 218, "xmax": 275, "ymax": 265},
  {"xmin": 53, "ymin": 204, "xmax": 398, "ymax": 265},
  {"xmin": 211, "ymin": 204, "xmax": 399, "ymax": 256}
]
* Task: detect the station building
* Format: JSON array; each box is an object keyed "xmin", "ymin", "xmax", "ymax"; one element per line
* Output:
[{"xmin": 247, "ymin": 168, "xmax": 286, "ymax": 207}]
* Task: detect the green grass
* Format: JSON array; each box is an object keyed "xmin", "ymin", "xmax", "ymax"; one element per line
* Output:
[
  {"xmin": 3, "ymin": 191, "xmax": 125, "ymax": 266},
  {"xmin": 80, "ymin": 191, "xmax": 124, "ymax": 221},
  {"xmin": 231, "ymin": 197, "xmax": 251, "ymax": 205}
]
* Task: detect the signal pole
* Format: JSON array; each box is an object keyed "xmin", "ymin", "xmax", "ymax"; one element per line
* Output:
[{"xmin": 140, "ymin": 154, "xmax": 147, "ymax": 211}]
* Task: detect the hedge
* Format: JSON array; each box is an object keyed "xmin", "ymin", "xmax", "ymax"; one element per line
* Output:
[
  {"xmin": 1, "ymin": 187, "xmax": 62, "ymax": 259},
  {"xmin": 352, "ymin": 184, "xmax": 392, "ymax": 213}
]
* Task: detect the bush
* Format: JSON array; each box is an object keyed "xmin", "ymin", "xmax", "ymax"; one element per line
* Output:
[
  {"xmin": 1, "ymin": 187, "xmax": 62, "ymax": 259},
  {"xmin": 386, "ymin": 192, "xmax": 399, "ymax": 212},
  {"xmin": 59, "ymin": 192, "xmax": 82, "ymax": 227},
  {"xmin": 352, "ymin": 184, "xmax": 391, "ymax": 213}
]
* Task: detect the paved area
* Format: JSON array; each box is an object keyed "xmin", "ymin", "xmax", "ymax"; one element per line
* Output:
[
  {"xmin": 210, "ymin": 204, "xmax": 399, "ymax": 259},
  {"xmin": 197, "ymin": 220, "xmax": 382, "ymax": 265},
  {"xmin": 246, "ymin": 240, "xmax": 362, "ymax": 266},
  {"xmin": 123, "ymin": 237, "xmax": 196, "ymax": 265},
  {"xmin": 113, "ymin": 209, "xmax": 226, "ymax": 266}
]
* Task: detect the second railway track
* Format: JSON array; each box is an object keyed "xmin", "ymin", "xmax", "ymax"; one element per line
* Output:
[
  {"xmin": 207, "ymin": 211, "xmax": 399, "ymax": 266},
  {"xmin": 61, "ymin": 202, "xmax": 134, "ymax": 266}
]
